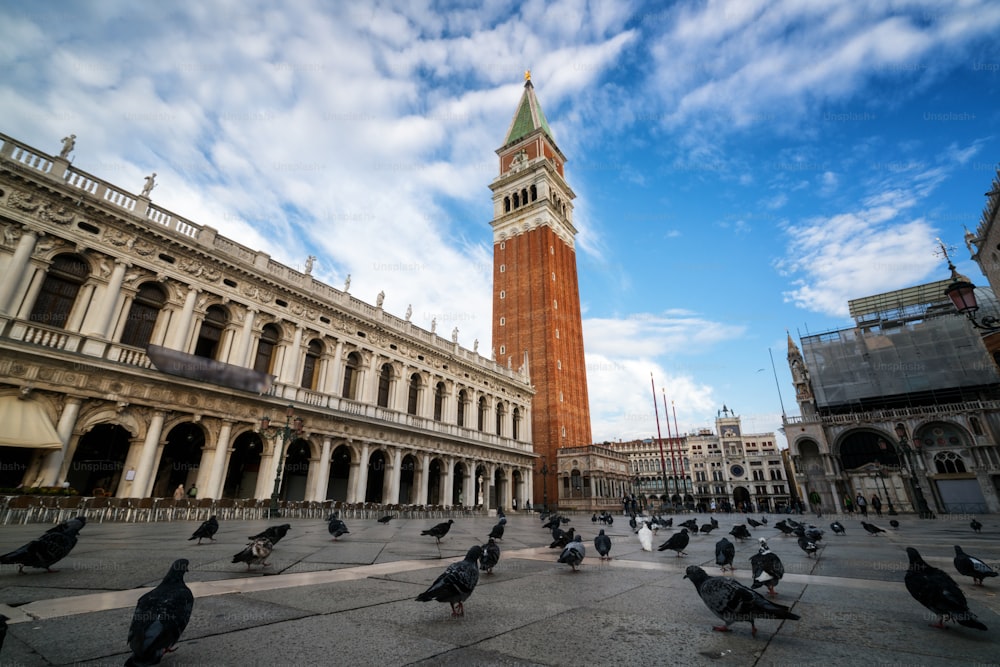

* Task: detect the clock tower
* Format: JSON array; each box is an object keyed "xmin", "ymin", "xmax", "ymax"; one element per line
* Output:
[{"xmin": 490, "ymin": 74, "xmax": 593, "ymax": 509}]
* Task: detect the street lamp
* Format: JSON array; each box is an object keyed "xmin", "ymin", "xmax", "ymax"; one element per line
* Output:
[
  {"xmin": 536, "ymin": 456, "xmax": 549, "ymax": 513},
  {"xmin": 942, "ymin": 241, "xmax": 1000, "ymax": 331},
  {"xmin": 872, "ymin": 465, "xmax": 897, "ymax": 516},
  {"xmin": 894, "ymin": 424, "xmax": 934, "ymax": 519},
  {"xmin": 258, "ymin": 404, "xmax": 304, "ymax": 518}
]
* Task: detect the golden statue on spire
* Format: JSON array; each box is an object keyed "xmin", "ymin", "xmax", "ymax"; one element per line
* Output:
[{"xmin": 525, "ymin": 69, "xmax": 531, "ymax": 81}]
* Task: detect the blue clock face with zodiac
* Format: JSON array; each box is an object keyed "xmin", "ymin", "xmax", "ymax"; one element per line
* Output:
[{"xmin": 730, "ymin": 464, "xmax": 745, "ymax": 478}]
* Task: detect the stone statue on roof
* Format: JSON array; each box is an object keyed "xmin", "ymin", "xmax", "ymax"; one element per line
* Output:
[
  {"xmin": 59, "ymin": 134, "xmax": 76, "ymax": 159},
  {"xmin": 376, "ymin": 290, "xmax": 385, "ymax": 308},
  {"xmin": 141, "ymin": 173, "xmax": 157, "ymax": 197}
]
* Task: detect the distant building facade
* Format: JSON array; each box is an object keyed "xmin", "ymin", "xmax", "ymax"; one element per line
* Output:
[
  {"xmin": 554, "ymin": 443, "xmax": 631, "ymax": 512},
  {"xmin": 614, "ymin": 437, "xmax": 693, "ymax": 507},
  {"xmin": 0, "ymin": 131, "xmax": 536, "ymax": 507}
]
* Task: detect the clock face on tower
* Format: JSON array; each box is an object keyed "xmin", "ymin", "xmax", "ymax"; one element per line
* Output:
[{"xmin": 730, "ymin": 464, "xmax": 745, "ymax": 478}]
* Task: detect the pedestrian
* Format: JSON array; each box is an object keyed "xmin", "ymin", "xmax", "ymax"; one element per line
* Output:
[
  {"xmin": 855, "ymin": 493, "xmax": 867, "ymax": 517},
  {"xmin": 187, "ymin": 484, "xmax": 197, "ymax": 499},
  {"xmin": 173, "ymin": 484, "xmax": 185, "ymax": 501},
  {"xmin": 710, "ymin": 499, "xmax": 717, "ymax": 513},
  {"xmin": 871, "ymin": 494, "xmax": 882, "ymax": 517},
  {"xmin": 844, "ymin": 495, "xmax": 853, "ymax": 514},
  {"xmin": 513, "ymin": 497, "xmax": 518, "ymax": 511}
]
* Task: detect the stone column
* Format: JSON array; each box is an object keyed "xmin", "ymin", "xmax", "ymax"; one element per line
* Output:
[
  {"xmin": 236, "ymin": 307, "xmax": 258, "ymax": 366},
  {"xmin": 85, "ymin": 260, "xmax": 127, "ymax": 337},
  {"xmin": 353, "ymin": 443, "xmax": 370, "ymax": 503},
  {"xmin": 169, "ymin": 287, "xmax": 199, "ymax": 351},
  {"xmin": 130, "ymin": 410, "xmax": 167, "ymax": 498},
  {"xmin": 386, "ymin": 447, "xmax": 402, "ymax": 504},
  {"xmin": 441, "ymin": 458, "xmax": 454, "ymax": 506},
  {"xmin": 0, "ymin": 229, "xmax": 38, "ymax": 314},
  {"xmin": 41, "ymin": 396, "xmax": 83, "ymax": 486},
  {"xmin": 66, "ymin": 282, "xmax": 95, "ymax": 332},
  {"xmin": 280, "ymin": 325, "xmax": 304, "ymax": 384},
  {"xmin": 420, "ymin": 453, "xmax": 431, "ymax": 504},
  {"xmin": 463, "ymin": 462, "xmax": 475, "ymax": 508},
  {"xmin": 314, "ymin": 437, "xmax": 332, "ymax": 501},
  {"xmin": 205, "ymin": 420, "xmax": 234, "ymax": 499},
  {"xmin": 525, "ymin": 468, "xmax": 534, "ymax": 509},
  {"xmin": 15, "ymin": 266, "xmax": 47, "ymax": 320},
  {"xmin": 330, "ymin": 341, "xmax": 345, "ymax": 397}
]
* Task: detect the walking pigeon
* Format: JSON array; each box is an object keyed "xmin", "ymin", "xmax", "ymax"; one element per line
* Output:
[
  {"xmin": 970, "ymin": 519, "xmax": 982, "ymax": 534},
  {"xmin": 422, "ymin": 519, "xmax": 455, "ymax": 544},
  {"xmin": 904, "ymin": 547, "xmax": 986, "ymax": 630},
  {"xmin": 558, "ymin": 534, "xmax": 586, "ymax": 571},
  {"xmin": 550, "ymin": 527, "xmax": 576, "ymax": 549},
  {"xmin": 889, "ymin": 520, "xmax": 900, "ymax": 529},
  {"xmin": 750, "ymin": 538, "xmax": 784, "ymax": 596},
  {"xmin": 416, "ymin": 545, "xmax": 482, "ymax": 616},
  {"xmin": 774, "ymin": 520, "xmax": 794, "ymax": 536},
  {"xmin": 685, "ymin": 565, "xmax": 800, "ymax": 636},
  {"xmin": 700, "ymin": 523, "xmax": 717, "ymax": 535},
  {"xmin": 861, "ymin": 521, "xmax": 886, "ymax": 536},
  {"xmin": 232, "ymin": 537, "xmax": 273, "ymax": 570},
  {"xmin": 497, "ymin": 509, "xmax": 507, "ymax": 526},
  {"xmin": 637, "ymin": 522, "xmax": 653, "ymax": 552},
  {"xmin": 488, "ymin": 523, "xmax": 505, "ymax": 540},
  {"xmin": 45, "ymin": 515, "xmax": 87, "ymax": 535},
  {"xmin": 746, "ymin": 518, "xmax": 762, "ymax": 529},
  {"xmin": 248, "ymin": 524, "xmax": 291, "ymax": 545},
  {"xmin": 188, "ymin": 516, "xmax": 218, "ymax": 545},
  {"xmin": 797, "ymin": 535, "xmax": 819, "ymax": 558},
  {"xmin": 729, "ymin": 524, "xmax": 751, "ymax": 542},
  {"xmin": 658, "ymin": 528, "xmax": 690, "ymax": 557},
  {"xmin": 378, "ymin": 515, "xmax": 393, "ymax": 524},
  {"xmin": 125, "ymin": 559, "xmax": 194, "ymax": 667},
  {"xmin": 953, "ymin": 545, "xmax": 998, "ymax": 586},
  {"xmin": 716, "ymin": 537, "xmax": 735, "ymax": 572},
  {"xmin": 595, "ymin": 529, "xmax": 612, "ymax": 560},
  {"xmin": 328, "ymin": 515, "xmax": 349, "ymax": 540},
  {"xmin": 830, "ymin": 521, "xmax": 846, "ymax": 535},
  {"xmin": 479, "ymin": 538, "xmax": 501, "ymax": 574},
  {"xmin": 1, "ymin": 521, "xmax": 84, "ymax": 573}
]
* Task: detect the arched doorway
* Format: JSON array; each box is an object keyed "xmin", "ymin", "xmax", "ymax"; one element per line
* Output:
[
  {"xmin": 733, "ymin": 486, "xmax": 750, "ymax": 511},
  {"xmin": 428, "ymin": 458, "xmax": 442, "ymax": 504},
  {"xmin": 222, "ymin": 432, "xmax": 262, "ymax": 499},
  {"xmin": 839, "ymin": 430, "xmax": 900, "ymax": 470},
  {"xmin": 327, "ymin": 445, "xmax": 351, "ymax": 501},
  {"xmin": 453, "ymin": 462, "xmax": 467, "ymax": 506},
  {"xmin": 366, "ymin": 450, "xmax": 386, "ymax": 503},
  {"xmin": 152, "ymin": 423, "xmax": 204, "ymax": 498},
  {"xmin": 512, "ymin": 469, "xmax": 523, "ymax": 509},
  {"xmin": 66, "ymin": 424, "xmax": 131, "ymax": 496},
  {"xmin": 280, "ymin": 438, "xmax": 310, "ymax": 502},
  {"xmin": 399, "ymin": 454, "xmax": 417, "ymax": 504},
  {"xmin": 475, "ymin": 464, "xmax": 487, "ymax": 507}
]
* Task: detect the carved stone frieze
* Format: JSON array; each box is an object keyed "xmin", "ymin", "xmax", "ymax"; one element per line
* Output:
[
  {"xmin": 39, "ymin": 203, "xmax": 75, "ymax": 225},
  {"xmin": 8, "ymin": 189, "xmax": 41, "ymax": 213},
  {"xmin": 104, "ymin": 228, "xmax": 134, "ymax": 247},
  {"xmin": 2, "ymin": 223, "xmax": 20, "ymax": 246},
  {"xmin": 132, "ymin": 238, "xmax": 156, "ymax": 256}
]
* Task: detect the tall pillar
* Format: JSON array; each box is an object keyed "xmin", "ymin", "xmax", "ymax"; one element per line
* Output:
[
  {"xmin": 314, "ymin": 437, "xmax": 332, "ymax": 501},
  {"xmin": 41, "ymin": 396, "xmax": 83, "ymax": 486},
  {"xmin": 130, "ymin": 410, "xmax": 167, "ymax": 498},
  {"xmin": 85, "ymin": 260, "xmax": 127, "ymax": 337},
  {"xmin": 0, "ymin": 229, "xmax": 38, "ymax": 314},
  {"xmin": 330, "ymin": 341, "xmax": 345, "ymax": 397},
  {"xmin": 280, "ymin": 325, "xmax": 304, "ymax": 384},
  {"xmin": 169, "ymin": 287, "xmax": 199, "ymax": 351},
  {"xmin": 205, "ymin": 420, "xmax": 234, "ymax": 499},
  {"xmin": 66, "ymin": 283, "xmax": 95, "ymax": 332},
  {"xmin": 236, "ymin": 307, "xmax": 258, "ymax": 366},
  {"xmin": 353, "ymin": 443, "xmax": 370, "ymax": 503},
  {"xmin": 463, "ymin": 462, "xmax": 475, "ymax": 508},
  {"xmin": 441, "ymin": 458, "xmax": 454, "ymax": 506},
  {"xmin": 386, "ymin": 447, "xmax": 402, "ymax": 504}
]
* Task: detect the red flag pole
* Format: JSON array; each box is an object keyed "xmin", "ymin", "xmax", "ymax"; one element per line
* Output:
[
  {"xmin": 672, "ymin": 401, "xmax": 686, "ymax": 497},
  {"xmin": 650, "ymin": 374, "xmax": 669, "ymax": 502},
  {"xmin": 662, "ymin": 390, "xmax": 678, "ymax": 496}
]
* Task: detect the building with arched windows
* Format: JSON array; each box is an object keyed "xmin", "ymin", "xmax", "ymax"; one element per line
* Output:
[
  {"xmin": 0, "ymin": 131, "xmax": 536, "ymax": 509},
  {"xmin": 784, "ymin": 280, "xmax": 1000, "ymax": 515}
]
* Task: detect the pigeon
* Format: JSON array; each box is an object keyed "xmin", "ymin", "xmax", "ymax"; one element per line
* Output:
[
  {"xmin": 953, "ymin": 545, "xmax": 998, "ymax": 586},
  {"xmin": 0, "ymin": 613, "xmax": 6, "ymax": 651},
  {"xmin": 416, "ymin": 545, "xmax": 482, "ymax": 616},
  {"xmin": 658, "ymin": 528, "xmax": 690, "ymax": 557},
  {"xmin": 774, "ymin": 520, "xmax": 794, "ymax": 536},
  {"xmin": 328, "ymin": 515, "xmax": 349, "ymax": 540},
  {"xmin": 232, "ymin": 537, "xmax": 273, "ymax": 570},
  {"xmin": 750, "ymin": 538, "xmax": 784, "ymax": 596},
  {"xmin": 700, "ymin": 523, "xmax": 717, "ymax": 535},
  {"xmin": 0, "ymin": 521, "xmax": 83, "ymax": 573},
  {"xmin": 497, "ymin": 510, "xmax": 507, "ymax": 526},
  {"xmin": 550, "ymin": 527, "xmax": 575, "ymax": 549},
  {"xmin": 542, "ymin": 515, "xmax": 561, "ymax": 531},
  {"xmin": 248, "ymin": 524, "xmax": 291, "ymax": 545},
  {"xmin": 746, "ymin": 518, "xmax": 762, "ymax": 529},
  {"xmin": 479, "ymin": 538, "xmax": 500, "ymax": 574},
  {"xmin": 729, "ymin": 524, "xmax": 752, "ymax": 542},
  {"xmin": 595, "ymin": 529, "xmax": 612, "ymax": 560},
  {"xmin": 662, "ymin": 517, "xmax": 673, "ymax": 528},
  {"xmin": 637, "ymin": 522, "xmax": 653, "ymax": 552},
  {"xmin": 889, "ymin": 520, "xmax": 900, "ymax": 529},
  {"xmin": 760, "ymin": 517, "xmax": 768, "ymax": 524},
  {"xmin": 970, "ymin": 519, "xmax": 983, "ymax": 534},
  {"xmin": 797, "ymin": 535, "xmax": 819, "ymax": 558},
  {"xmin": 680, "ymin": 519, "xmax": 700, "ymax": 534},
  {"xmin": 377, "ymin": 515, "xmax": 394, "ymax": 524},
  {"xmin": 422, "ymin": 519, "xmax": 454, "ymax": 544},
  {"xmin": 488, "ymin": 523, "xmax": 505, "ymax": 540},
  {"xmin": 904, "ymin": 547, "xmax": 986, "ymax": 631},
  {"xmin": 188, "ymin": 516, "xmax": 218, "ymax": 545},
  {"xmin": 558, "ymin": 534, "xmax": 586, "ymax": 571},
  {"xmin": 125, "ymin": 559, "xmax": 194, "ymax": 667},
  {"xmin": 715, "ymin": 537, "xmax": 735, "ymax": 572},
  {"xmin": 861, "ymin": 521, "xmax": 886, "ymax": 536},
  {"xmin": 830, "ymin": 521, "xmax": 846, "ymax": 536},
  {"xmin": 685, "ymin": 565, "xmax": 800, "ymax": 636},
  {"xmin": 45, "ymin": 515, "xmax": 87, "ymax": 535},
  {"xmin": 629, "ymin": 515, "xmax": 638, "ymax": 532},
  {"xmin": 710, "ymin": 517, "xmax": 719, "ymax": 529}
]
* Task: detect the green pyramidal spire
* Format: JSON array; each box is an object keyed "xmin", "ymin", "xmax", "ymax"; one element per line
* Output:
[{"xmin": 503, "ymin": 74, "xmax": 555, "ymax": 147}]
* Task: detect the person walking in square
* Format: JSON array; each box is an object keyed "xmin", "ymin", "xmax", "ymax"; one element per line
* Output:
[
  {"xmin": 855, "ymin": 493, "xmax": 867, "ymax": 517},
  {"xmin": 843, "ymin": 495, "xmax": 853, "ymax": 514},
  {"xmin": 871, "ymin": 494, "xmax": 882, "ymax": 518}
]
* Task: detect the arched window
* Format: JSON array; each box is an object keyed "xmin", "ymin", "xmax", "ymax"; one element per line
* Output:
[
  {"xmin": 377, "ymin": 364, "xmax": 392, "ymax": 408},
  {"xmin": 433, "ymin": 382, "xmax": 445, "ymax": 421},
  {"xmin": 504, "ymin": 196, "xmax": 510, "ymax": 213},
  {"xmin": 407, "ymin": 373, "xmax": 421, "ymax": 415},
  {"xmin": 194, "ymin": 305, "xmax": 228, "ymax": 359},
  {"xmin": 521, "ymin": 188, "xmax": 528, "ymax": 204},
  {"xmin": 512, "ymin": 192, "xmax": 520, "ymax": 208},
  {"xmin": 342, "ymin": 351, "xmax": 361, "ymax": 399},
  {"xmin": 30, "ymin": 253, "xmax": 89, "ymax": 329},
  {"xmin": 301, "ymin": 339, "xmax": 323, "ymax": 389},
  {"xmin": 495, "ymin": 402, "xmax": 505, "ymax": 436},
  {"xmin": 254, "ymin": 324, "xmax": 282, "ymax": 374},
  {"xmin": 512, "ymin": 407, "xmax": 520, "ymax": 440},
  {"xmin": 120, "ymin": 282, "xmax": 166, "ymax": 348},
  {"xmin": 971, "ymin": 416, "xmax": 984, "ymax": 436},
  {"xmin": 457, "ymin": 389, "xmax": 467, "ymax": 427},
  {"xmin": 530, "ymin": 184, "xmax": 537, "ymax": 201},
  {"xmin": 934, "ymin": 451, "xmax": 967, "ymax": 474},
  {"xmin": 477, "ymin": 396, "xmax": 487, "ymax": 432}
]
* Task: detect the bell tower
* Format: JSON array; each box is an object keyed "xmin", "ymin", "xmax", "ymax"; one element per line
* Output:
[{"xmin": 490, "ymin": 73, "xmax": 593, "ymax": 509}]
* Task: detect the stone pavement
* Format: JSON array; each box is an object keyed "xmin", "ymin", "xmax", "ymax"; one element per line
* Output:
[{"xmin": 0, "ymin": 511, "xmax": 998, "ymax": 666}]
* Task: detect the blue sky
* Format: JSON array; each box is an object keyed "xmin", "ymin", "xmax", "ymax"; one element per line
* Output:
[{"xmin": 3, "ymin": 1, "xmax": 1000, "ymax": 445}]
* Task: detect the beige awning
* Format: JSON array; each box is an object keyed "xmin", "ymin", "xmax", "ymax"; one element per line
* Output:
[{"xmin": 0, "ymin": 396, "xmax": 63, "ymax": 449}]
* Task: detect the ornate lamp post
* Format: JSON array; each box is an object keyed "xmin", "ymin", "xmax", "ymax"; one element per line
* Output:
[
  {"xmin": 872, "ymin": 465, "xmax": 897, "ymax": 516},
  {"xmin": 942, "ymin": 239, "xmax": 1000, "ymax": 330},
  {"xmin": 894, "ymin": 424, "xmax": 934, "ymax": 519},
  {"xmin": 536, "ymin": 456, "xmax": 549, "ymax": 513},
  {"xmin": 258, "ymin": 404, "xmax": 304, "ymax": 518}
]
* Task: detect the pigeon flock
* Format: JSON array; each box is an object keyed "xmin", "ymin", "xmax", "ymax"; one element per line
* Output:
[{"xmin": 0, "ymin": 507, "xmax": 995, "ymax": 663}]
